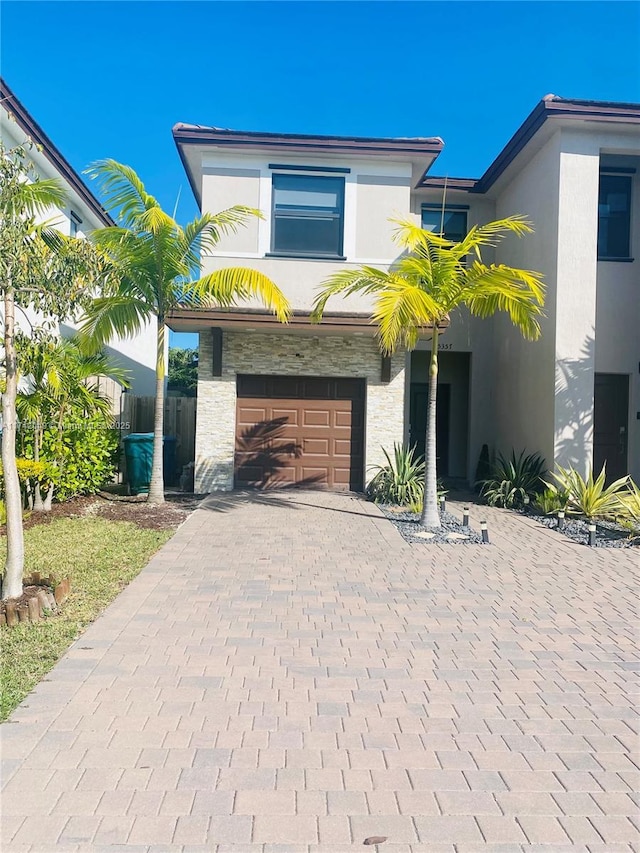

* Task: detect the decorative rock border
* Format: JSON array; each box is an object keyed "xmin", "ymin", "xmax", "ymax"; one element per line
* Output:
[{"xmin": 0, "ymin": 572, "xmax": 71, "ymax": 628}]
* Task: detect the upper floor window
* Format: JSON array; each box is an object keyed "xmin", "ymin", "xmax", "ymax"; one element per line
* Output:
[
  {"xmin": 70, "ymin": 211, "xmax": 82, "ymax": 238},
  {"xmin": 422, "ymin": 205, "xmax": 468, "ymax": 244},
  {"xmin": 598, "ymin": 173, "xmax": 632, "ymax": 260},
  {"xmin": 271, "ymin": 174, "xmax": 345, "ymax": 259}
]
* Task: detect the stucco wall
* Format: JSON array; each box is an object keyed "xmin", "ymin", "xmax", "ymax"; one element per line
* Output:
[
  {"xmin": 493, "ymin": 131, "xmax": 562, "ymax": 472},
  {"xmin": 195, "ymin": 330, "xmax": 405, "ymax": 492}
]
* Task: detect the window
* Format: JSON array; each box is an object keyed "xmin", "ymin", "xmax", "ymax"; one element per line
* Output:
[
  {"xmin": 271, "ymin": 174, "xmax": 345, "ymax": 258},
  {"xmin": 70, "ymin": 211, "xmax": 82, "ymax": 238},
  {"xmin": 598, "ymin": 174, "xmax": 632, "ymax": 260},
  {"xmin": 422, "ymin": 206, "xmax": 468, "ymax": 243}
]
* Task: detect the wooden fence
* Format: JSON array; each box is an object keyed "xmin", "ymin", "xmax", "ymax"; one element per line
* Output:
[{"xmin": 121, "ymin": 395, "xmax": 196, "ymax": 483}]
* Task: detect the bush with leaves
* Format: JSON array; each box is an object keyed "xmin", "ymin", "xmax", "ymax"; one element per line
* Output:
[
  {"xmin": 533, "ymin": 486, "xmax": 570, "ymax": 516},
  {"xmin": 24, "ymin": 420, "xmax": 120, "ymax": 501},
  {"xmin": 367, "ymin": 444, "xmax": 426, "ymax": 508},
  {"xmin": 0, "ymin": 459, "xmax": 57, "ymax": 510},
  {"xmin": 546, "ymin": 464, "xmax": 629, "ymax": 520},
  {"xmin": 481, "ymin": 450, "xmax": 546, "ymax": 508}
]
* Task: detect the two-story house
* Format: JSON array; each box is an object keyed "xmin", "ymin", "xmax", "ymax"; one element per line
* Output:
[
  {"xmin": 170, "ymin": 96, "xmax": 640, "ymax": 494},
  {"xmin": 0, "ymin": 78, "xmax": 158, "ymax": 396}
]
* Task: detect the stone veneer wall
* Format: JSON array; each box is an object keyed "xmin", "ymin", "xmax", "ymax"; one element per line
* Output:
[{"xmin": 196, "ymin": 330, "xmax": 405, "ymax": 492}]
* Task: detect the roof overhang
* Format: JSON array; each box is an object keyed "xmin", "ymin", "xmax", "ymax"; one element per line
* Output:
[
  {"xmin": 173, "ymin": 124, "xmax": 444, "ymax": 208},
  {"xmin": 167, "ymin": 308, "xmax": 447, "ymax": 338},
  {"xmin": 417, "ymin": 95, "xmax": 640, "ymax": 196},
  {"xmin": 0, "ymin": 78, "xmax": 114, "ymax": 227}
]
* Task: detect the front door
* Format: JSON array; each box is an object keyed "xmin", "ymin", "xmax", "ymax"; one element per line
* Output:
[
  {"xmin": 409, "ymin": 383, "xmax": 450, "ymax": 476},
  {"xmin": 593, "ymin": 373, "xmax": 629, "ymax": 482}
]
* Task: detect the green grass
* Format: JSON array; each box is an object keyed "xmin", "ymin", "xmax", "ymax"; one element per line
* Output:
[{"xmin": 0, "ymin": 517, "xmax": 172, "ymax": 721}]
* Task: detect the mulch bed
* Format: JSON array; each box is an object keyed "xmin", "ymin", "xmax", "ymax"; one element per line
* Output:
[{"xmin": 2, "ymin": 492, "xmax": 204, "ymax": 534}]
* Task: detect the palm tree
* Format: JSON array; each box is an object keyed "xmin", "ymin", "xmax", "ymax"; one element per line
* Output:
[
  {"xmin": 81, "ymin": 161, "xmax": 291, "ymax": 504},
  {"xmin": 312, "ymin": 216, "xmax": 545, "ymax": 528}
]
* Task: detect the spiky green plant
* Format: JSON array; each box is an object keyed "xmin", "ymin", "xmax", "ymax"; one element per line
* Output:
[
  {"xmin": 616, "ymin": 478, "xmax": 640, "ymax": 535},
  {"xmin": 367, "ymin": 444, "xmax": 426, "ymax": 507},
  {"xmin": 480, "ymin": 450, "xmax": 546, "ymax": 508},
  {"xmin": 533, "ymin": 486, "xmax": 570, "ymax": 515},
  {"xmin": 547, "ymin": 464, "xmax": 630, "ymax": 519}
]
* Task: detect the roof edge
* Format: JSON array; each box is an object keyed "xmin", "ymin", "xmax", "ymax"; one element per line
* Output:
[
  {"xmin": 476, "ymin": 95, "xmax": 640, "ymax": 193},
  {"xmin": 0, "ymin": 78, "xmax": 114, "ymax": 226}
]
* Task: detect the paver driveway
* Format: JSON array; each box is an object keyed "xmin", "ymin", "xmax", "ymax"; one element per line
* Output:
[{"xmin": 1, "ymin": 491, "xmax": 639, "ymax": 852}]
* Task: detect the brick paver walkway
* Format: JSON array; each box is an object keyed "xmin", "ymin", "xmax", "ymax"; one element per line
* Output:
[{"xmin": 1, "ymin": 491, "xmax": 638, "ymax": 852}]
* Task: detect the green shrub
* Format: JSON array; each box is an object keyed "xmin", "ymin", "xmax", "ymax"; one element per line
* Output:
[
  {"xmin": 22, "ymin": 420, "xmax": 119, "ymax": 501},
  {"xmin": 547, "ymin": 464, "xmax": 630, "ymax": 520},
  {"xmin": 481, "ymin": 449, "xmax": 546, "ymax": 508},
  {"xmin": 0, "ymin": 459, "xmax": 57, "ymax": 507},
  {"xmin": 367, "ymin": 444, "xmax": 425, "ymax": 507},
  {"xmin": 533, "ymin": 486, "xmax": 570, "ymax": 515}
]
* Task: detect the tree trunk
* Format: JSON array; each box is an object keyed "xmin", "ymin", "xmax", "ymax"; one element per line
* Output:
[
  {"xmin": 420, "ymin": 326, "xmax": 441, "ymax": 528},
  {"xmin": 43, "ymin": 484, "xmax": 54, "ymax": 511},
  {"xmin": 2, "ymin": 282, "xmax": 26, "ymax": 599},
  {"xmin": 33, "ymin": 428, "xmax": 44, "ymax": 512},
  {"xmin": 147, "ymin": 319, "xmax": 165, "ymax": 504}
]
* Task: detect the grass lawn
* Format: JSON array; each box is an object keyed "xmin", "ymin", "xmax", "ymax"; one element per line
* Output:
[{"xmin": 0, "ymin": 515, "xmax": 173, "ymax": 721}]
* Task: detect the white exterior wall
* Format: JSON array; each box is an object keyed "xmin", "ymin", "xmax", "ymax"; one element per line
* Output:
[
  {"xmin": 1, "ymin": 110, "xmax": 158, "ymax": 396},
  {"xmin": 199, "ymin": 153, "xmax": 413, "ymax": 314},
  {"xmin": 195, "ymin": 330, "xmax": 405, "ymax": 492},
  {"xmin": 493, "ymin": 132, "xmax": 562, "ymax": 472}
]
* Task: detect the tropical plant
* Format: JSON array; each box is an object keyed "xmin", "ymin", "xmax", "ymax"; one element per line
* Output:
[
  {"xmin": 1, "ymin": 143, "xmax": 107, "ymax": 600},
  {"xmin": 533, "ymin": 486, "xmax": 570, "ymax": 515},
  {"xmin": 37, "ymin": 421, "xmax": 120, "ymax": 501},
  {"xmin": 312, "ymin": 216, "xmax": 545, "ymax": 527},
  {"xmin": 80, "ymin": 161, "xmax": 291, "ymax": 504},
  {"xmin": 367, "ymin": 443, "xmax": 425, "ymax": 507},
  {"xmin": 547, "ymin": 464, "xmax": 630, "ymax": 519},
  {"xmin": 617, "ymin": 478, "xmax": 640, "ymax": 536},
  {"xmin": 480, "ymin": 449, "xmax": 546, "ymax": 508},
  {"xmin": 16, "ymin": 336, "xmax": 129, "ymax": 509},
  {"xmin": 168, "ymin": 347, "xmax": 198, "ymax": 396}
]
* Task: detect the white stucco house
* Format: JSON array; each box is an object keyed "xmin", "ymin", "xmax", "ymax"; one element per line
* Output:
[
  {"xmin": 169, "ymin": 95, "xmax": 640, "ymax": 493},
  {"xmin": 0, "ymin": 78, "xmax": 157, "ymax": 397}
]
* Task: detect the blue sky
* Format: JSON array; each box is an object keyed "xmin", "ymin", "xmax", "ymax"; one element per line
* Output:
[{"xmin": 2, "ymin": 1, "xmax": 639, "ymax": 347}]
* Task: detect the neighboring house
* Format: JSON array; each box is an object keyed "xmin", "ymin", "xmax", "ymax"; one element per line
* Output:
[
  {"xmin": 0, "ymin": 78, "xmax": 157, "ymax": 398},
  {"xmin": 170, "ymin": 95, "xmax": 640, "ymax": 493}
]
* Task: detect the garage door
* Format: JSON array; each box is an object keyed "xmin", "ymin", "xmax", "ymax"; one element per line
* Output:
[{"xmin": 235, "ymin": 375, "xmax": 365, "ymax": 490}]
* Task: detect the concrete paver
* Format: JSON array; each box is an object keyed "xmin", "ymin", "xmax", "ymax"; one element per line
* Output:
[{"xmin": 1, "ymin": 490, "xmax": 638, "ymax": 851}]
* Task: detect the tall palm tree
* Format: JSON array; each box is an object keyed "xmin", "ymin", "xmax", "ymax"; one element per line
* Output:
[
  {"xmin": 312, "ymin": 216, "xmax": 545, "ymax": 528},
  {"xmin": 81, "ymin": 161, "xmax": 291, "ymax": 504}
]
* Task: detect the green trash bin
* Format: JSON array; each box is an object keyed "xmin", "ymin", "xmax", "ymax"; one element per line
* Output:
[{"xmin": 123, "ymin": 433, "xmax": 154, "ymax": 495}]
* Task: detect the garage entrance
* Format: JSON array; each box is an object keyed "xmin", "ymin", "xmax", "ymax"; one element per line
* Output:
[{"xmin": 235, "ymin": 375, "xmax": 365, "ymax": 490}]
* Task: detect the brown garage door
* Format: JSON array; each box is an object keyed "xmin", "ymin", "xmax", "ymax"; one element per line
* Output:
[{"xmin": 235, "ymin": 375, "xmax": 365, "ymax": 490}]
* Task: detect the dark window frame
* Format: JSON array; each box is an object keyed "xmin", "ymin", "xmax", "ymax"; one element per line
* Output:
[
  {"xmin": 421, "ymin": 204, "xmax": 468, "ymax": 244},
  {"xmin": 270, "ymin": 172, "xmax": 346, "ymax": 260},
  {"xmin": 598, "ymin": 172, "xmax": 633, "ymax": 261}
]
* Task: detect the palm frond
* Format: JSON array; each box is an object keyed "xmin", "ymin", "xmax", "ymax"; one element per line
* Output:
[
  {"xmin": 2, "ymin": 178, "xmax": 67, "ymax": 218},
  {"xmin": 190, "ymin": 268, "xmax": 291, "ymax": 322},
  {"xmin": 456, "ymin": 216, "xmax": 533, "ymax": 258},
  {"xmin": 85, "ymin": 160, "xmax": 159, "ymax": 228},
  {"xmin": 462, "ymin": 262, "xmax": 545, "ymax": 340},
  {"xmin": 311, "ymin": 267, "xmax": 396, "ymax": 320},
  {"xmin": 77, "ymin": 296, "xmax": 154, "ymax": 352},
  {"xmin": 373, "ymin": 282, "xmax": 442, "ymax": 353}
]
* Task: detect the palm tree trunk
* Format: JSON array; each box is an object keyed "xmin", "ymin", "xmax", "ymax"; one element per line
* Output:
[
  {"xmin": 2, "ymin": 280, "xmax": 25, "ymax": 599},
  {"xmin": 420, "ymin": 326, "xmax": 441, "ymax": 528},
  {"xmin": 148, "ymin": 319, "xmax": 165, "ymax": 505}
]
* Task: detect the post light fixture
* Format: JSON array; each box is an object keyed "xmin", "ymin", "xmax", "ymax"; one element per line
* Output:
[
  {"xmin": 558, "ymin": 510, "xmax": 565, "ymax": 531},
  {"xmin": 462, "ymin": 506, "xmax": 470, "ymax": 527},
  {"xmin": 480, "ymin": 521, "xmax": 489, "ymax": 544},
  {"xmin": 439, "ymin": 496, "xmax": 446, "ymax": 514},
  {"xmin": 588, "ymin": 523, "xmax": 596, "ymax": 547}
]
